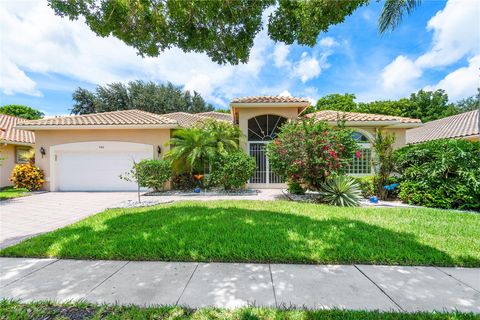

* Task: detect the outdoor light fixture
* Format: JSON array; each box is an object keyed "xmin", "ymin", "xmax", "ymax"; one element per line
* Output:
[
  {"xmin": 40, "ymin": 147, "xmax": 46, "ymax": 158},
  {"xmin": 157, "ymin": 146, "xmax": 162, "ymax": 156}
]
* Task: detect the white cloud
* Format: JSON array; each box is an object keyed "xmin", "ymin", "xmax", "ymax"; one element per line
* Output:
[
  {"xmin": 424, "ymin": 55, "xmax": 480, "ymax": 101},
  {"xmin": 278, "ymin": 90, "xmax": 292, "ymax": 97},
  {"xmin": 0, "ymin": 0, "xmax": 274, "ymax": 107},
  {"xmin": 273, "ymin": 43, "xmax": 291, "ymax": 68},
  {"xmin": 0, "ymin": 57, "xmax": 41, "ymax": 96},
  {"xmin": 378, "ymin": 0, "xmax": 479, "ymax": 100},
  {"xmin": 381, "ymin": 55, "xmax": 422, "ymax": 91},
  {"xmin": 273, "ymin": 37, "xmax": 338, "ymax": 83},
  {"xmin": 415, "ymin": 0, "xmax": 480, "ymax": 68},
  {"xmin": 293, "ymin": 53, "xmax": 321, "ymax": 83},
  {"xmin": 319, "ymin": 37, "xmax": 338, "ymax": 48}
]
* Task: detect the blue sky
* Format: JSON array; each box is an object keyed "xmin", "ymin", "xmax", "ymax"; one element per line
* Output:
[{"xmin": 0, "ymin": 0, "xmax": 479, "ymax": 115}]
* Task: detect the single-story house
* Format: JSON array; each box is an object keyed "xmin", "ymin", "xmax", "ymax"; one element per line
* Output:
[
  {"xmin": 406, "ymin": 109, "xmax": 479, "ymax": 144},
  {"xmin": 16, "ymin": 96, "xmax": 422, "ymax": 191},
  {"xmin": 0, "ymin": 114, "xmax": 35, "ymax": 187}
]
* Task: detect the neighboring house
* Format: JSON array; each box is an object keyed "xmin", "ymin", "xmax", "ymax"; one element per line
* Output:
[
  {"xmin": 16, "ymin": 96, "xmax": 422, "ymax": 191},
  {"xmin": 406, "ymin": 109, "xmax": 479, "ymax": 144},
  {"xmin": 0, "ymin": 114, "xmax": 35, "ymax": 188}
]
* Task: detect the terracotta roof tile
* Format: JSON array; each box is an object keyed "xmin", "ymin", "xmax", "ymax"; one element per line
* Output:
[
  {"xmin": 162, "ymin": 112, "xmax": 204, "ymax": 127},
  {"xmin": 406, "ymin": 110, "xmax": 479, "ymax": 144},
  {"xmin": 231, "ymin": 96, "xmax": 310, "ymax": 104},
  {"xmin": 0, "ymin": 114, "xmax": 35, "ymax": 144},
  {"xmin": 306, "ymin": 110, "xmax": 421, "ymax": 124},
  {"xmin": 16, "ymin": 109, "xmax": 177, "ymax": 127},
  {"xmin": 195, "ymin": 111, "xmax": 233, "ymax": 122},
  {"xmin": 163, "ymin": 112, "xmax": 233, "ymax": 127}
]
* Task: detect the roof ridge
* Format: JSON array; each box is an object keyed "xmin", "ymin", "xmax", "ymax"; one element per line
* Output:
[{"xmin": 313, "ymin": 109, "xmax": 418, "ymax": 120}]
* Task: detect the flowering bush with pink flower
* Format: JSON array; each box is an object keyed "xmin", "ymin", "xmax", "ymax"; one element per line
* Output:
[{"xmin": 267, "ymin": 118, "xmax": 358, "ymax": 191}]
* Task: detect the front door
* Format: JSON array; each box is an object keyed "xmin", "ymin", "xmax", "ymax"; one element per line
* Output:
[{"xmin": 248, "ymin": 142, "xmax": 283, "ymax": 184}]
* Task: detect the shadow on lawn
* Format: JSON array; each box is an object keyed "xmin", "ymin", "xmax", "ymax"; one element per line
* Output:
[{"xmin": 2, "ymin": 204, "xmax": 478, "ymax": 266}]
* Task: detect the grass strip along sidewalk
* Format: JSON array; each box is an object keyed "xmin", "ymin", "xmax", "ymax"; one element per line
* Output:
[
  {"xmin": 1, "ymin": 300, "xmax": 478, "ymax": 320},
  {"xmin": 1, "ymin": 200, "xmax": 479, "ymax": 266}
]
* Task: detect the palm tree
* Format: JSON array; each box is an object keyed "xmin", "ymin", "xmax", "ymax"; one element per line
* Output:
[
  {"xmin": 198, "ymin": 118, "xmax": 241, "ymax": 155},
  {"xmin": 166, "ymin": 119, "xmax": 243, "ymax": 174},
  {"xmin": 165, "ymin": 128, "xmax": 217, "ymax": 174},
  {"xmin": 379, "ymin": 0, "xmax": 422, "ymax": 34}
]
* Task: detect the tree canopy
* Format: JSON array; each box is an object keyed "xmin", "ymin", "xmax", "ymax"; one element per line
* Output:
[
  {"xmin": 0, "ymin": 105, "xmax": 44, "ymax": 120},
  {"xmin": 71, "ymin": 81, "xmax": 214, "ymax": 115},
  {"xmin": 312, "ymin": 89, "xmax": 476, "ymax": 123},
  {"xmin": 48, "ymin": 0, "xmax": 419, "ymax": 65}
]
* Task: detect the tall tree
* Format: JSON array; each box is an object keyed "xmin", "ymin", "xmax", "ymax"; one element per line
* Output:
[
  {"xmin": 315, "ymin": 93, "xmax": 357, "ymax": 112},
  {"xmin": 455, "ymin": 88, "xmax": 480, "ymax": 113},
  {"xmin": 309, "ymin": 89, "xmax": 462, "ymax": 122},
  {"xmin": 0, "ymin": 105, "xmax": 44, "ymax": 120},
  {"xmin": 406, "ymin": 89, "xmax": 457, "ymax": 122},
  {"xmin": 48, "ymin": 0, "xmax": 419, "ymax": 65},
  {"xmin": 71, "ymin": 81, "xmax": 214, "ymax": 115}
]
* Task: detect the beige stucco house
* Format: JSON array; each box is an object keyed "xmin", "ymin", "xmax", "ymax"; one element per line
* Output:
[
  {"xmin": 16, "ymin": 96, "xmax": 422, "ymax": 191},
  {"xmin": 0, "ymin": 114, "xmax": 35, "ymax": 188}
]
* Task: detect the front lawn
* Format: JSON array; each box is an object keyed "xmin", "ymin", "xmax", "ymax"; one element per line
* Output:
[
  {"xmin": 1, "ymin": 300, "xmax": 477, "ymax": 320},
  {"xmin": 0, "ymin": 186, "xmax": 29, "ymax": 200},
  {"xmin": 1, "ymin": 201, "xmax": 479, "ymax": 266}
]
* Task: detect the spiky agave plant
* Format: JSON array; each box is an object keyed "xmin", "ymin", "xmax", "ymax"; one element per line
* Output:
[{"xmin": 319, "ymin": 175, "xmax": 362, "ymax": 207}]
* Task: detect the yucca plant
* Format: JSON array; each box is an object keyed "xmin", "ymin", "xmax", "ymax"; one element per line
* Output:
[{"xmin": 319, "ymin": 175, "xmax": 362, "ymax": 207}]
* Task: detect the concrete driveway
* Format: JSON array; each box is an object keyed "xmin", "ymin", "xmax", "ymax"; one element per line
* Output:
[{"xmin": 0, "ymin": 192, "xmax": 137, "ymax": 249}]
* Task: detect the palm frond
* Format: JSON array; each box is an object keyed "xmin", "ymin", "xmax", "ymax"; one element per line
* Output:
[{"xmin": 379, "ymin": 0, "xmax": 421, "ymax": 34}]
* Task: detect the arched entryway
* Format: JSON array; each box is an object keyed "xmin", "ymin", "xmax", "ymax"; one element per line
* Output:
[{"xmin": 247, "ymin": 115, "xmax": 287, "ymax": 185}]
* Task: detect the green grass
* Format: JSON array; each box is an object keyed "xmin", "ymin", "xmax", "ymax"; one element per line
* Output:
[
  {"xmin": 1, "ymin": 300, "xmax": 478, "ymax": 320},
  {"xmin": 1, "ymin": 200, "xmax": 479, "ymax": 266},
  {"xmin": 0, "ymin": 186, "xmax": 29, "ymax": 200}
]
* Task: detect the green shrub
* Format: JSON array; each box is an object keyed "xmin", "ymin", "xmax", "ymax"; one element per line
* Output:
[
  {"xmin": 172, "ymin": 173, "xmax": 196, "ymax": 190},
  {"xmin": 287, "ymin": 180, "xmax": 305, "ymax": 195},
  {"xmin": 356, "ymin": 176, "xmax": 375, "ymax": 198},
  {"xmin": 135, "ymin": 159, "xmax": 172, "ymax": 192},
  {"xmin": 395, "ymin": 139, "xmax": 480, "ymax": 210},
  {"xmin": 209, "ymin": 151, "xmax": 256, "ymax": 190},
  {"xmin": 319, "ymin": 175, "xmax": 361, "ymax": 207},
  {"xmin": 10, "ymin": 164, "xmax": 45, "ymax": 191}
]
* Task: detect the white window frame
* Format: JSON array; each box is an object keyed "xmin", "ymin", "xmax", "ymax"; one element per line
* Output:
[
  {"xmin": 347, "ymin": 129, "xmax": 375, "ymax": 177},
  {"xmin": 15, "ymin": 146, "xmax": 31, "ymax": 164}
]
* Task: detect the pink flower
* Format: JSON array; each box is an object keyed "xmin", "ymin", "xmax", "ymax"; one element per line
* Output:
[{"xmin": 355, "ymin": 150, "xmax": 362, "ymax": 159}]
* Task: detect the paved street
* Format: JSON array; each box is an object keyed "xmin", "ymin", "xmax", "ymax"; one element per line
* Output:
[
  {"xmin": 0, "ymin": 190, "xmax": 285, "ymax": 249},
  {"xmin": 1, "ymin": 258, "xmax": 479, "ymax": 312}
]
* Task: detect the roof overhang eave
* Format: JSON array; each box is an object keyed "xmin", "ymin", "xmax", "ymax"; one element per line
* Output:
[
  {"xmin": 324, "ymin": 120, "xmax": 421, "ymax": 127},
  {"xmin": 0, "ymin": 140, "xmax": 35, "ymax": 146},
  {"xmin": 384, "ymin": 122, "xmax": 423, "ymax": 129},
  {"xmin": 230, "ymin": 102, "xmax": 310, "ymax": 108},
  {"xmin": 15, "ymin": 124, "xmax": 179, "ymax": 130}
]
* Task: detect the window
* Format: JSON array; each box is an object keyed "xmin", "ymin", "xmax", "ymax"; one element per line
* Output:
[
  {"xmin": 15, "ymin": 147, "xmax": 31, "ymax": 164},
  {"xmin": 347, "ymin": 131, "xmax": 372, "ymax": 175},
  {"xmin": 248, "ymin": 115, "xmax": 287, "ymax": 141}
]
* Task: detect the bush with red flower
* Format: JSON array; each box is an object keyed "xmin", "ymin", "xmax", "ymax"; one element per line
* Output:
[{"xmin": 267, "ymin": 118, "xmax": 358, "ymax": 191}]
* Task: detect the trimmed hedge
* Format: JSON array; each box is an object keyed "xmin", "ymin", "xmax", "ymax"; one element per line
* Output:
[{"xmin": 394, "ymin": 139, "xmax": 480, "ymax": 211}]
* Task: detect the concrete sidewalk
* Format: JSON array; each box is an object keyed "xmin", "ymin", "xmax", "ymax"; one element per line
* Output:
[{"xmin": 1, "ymin": 258, "xmax": 478, "ymax": 312}]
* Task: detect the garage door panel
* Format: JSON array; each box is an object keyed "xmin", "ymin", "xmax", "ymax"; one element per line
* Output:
[{"xmin": 54, "ymin": 142, "xmax": 153, "ymax": 191}]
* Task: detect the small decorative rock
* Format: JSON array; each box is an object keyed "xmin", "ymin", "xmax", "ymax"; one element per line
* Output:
[
  {"xmin": 144, "ymin": 189, "xmax": 258, "ymax": 197},
  {"xmin": 108, "ymin": 199, "xmax": 173, "ymax": 209}
]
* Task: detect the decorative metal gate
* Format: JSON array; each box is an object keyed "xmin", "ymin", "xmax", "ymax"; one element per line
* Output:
[{"xmin": 248, "ymin": 142, "xmax": 283, "ymax": 184}]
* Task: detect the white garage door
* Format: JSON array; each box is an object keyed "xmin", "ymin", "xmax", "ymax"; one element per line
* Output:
[{"xmin": 53, "ymin": 141, "xmax": 153, "ymax": 191}]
